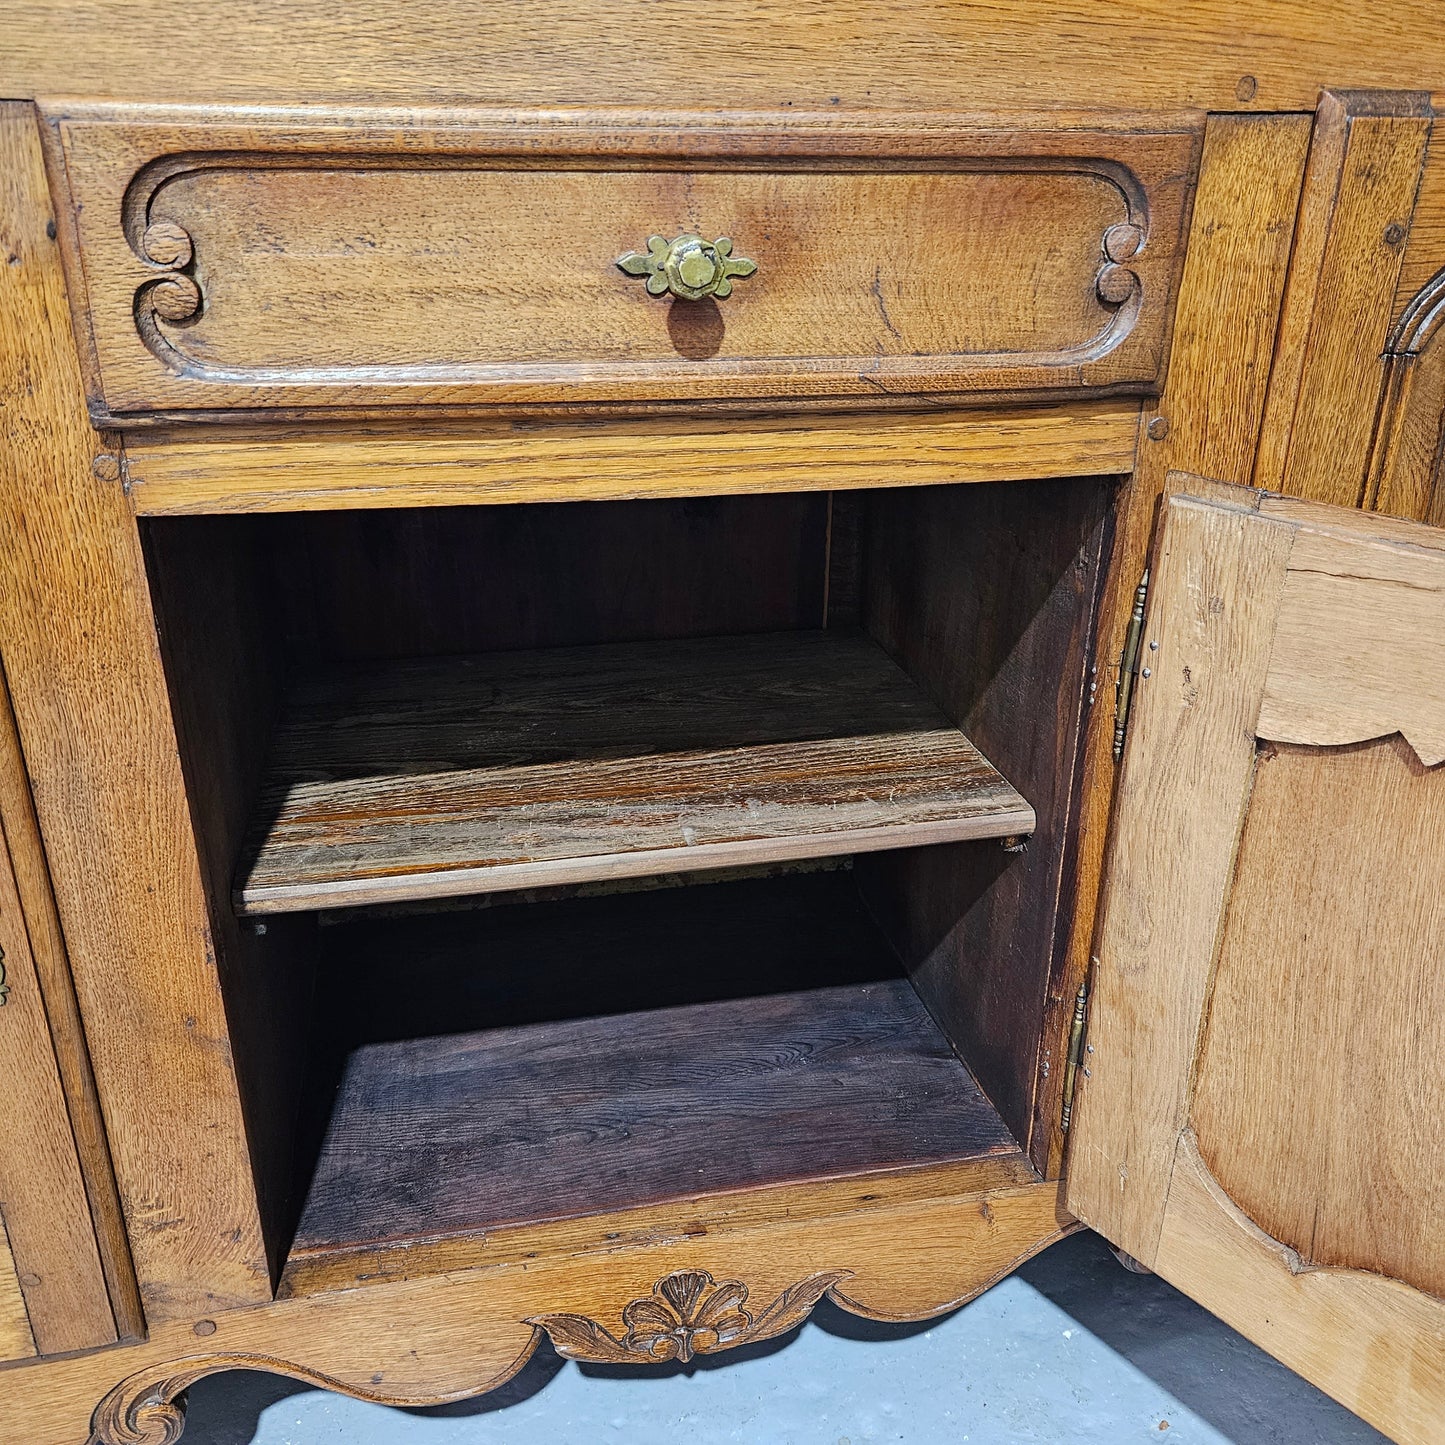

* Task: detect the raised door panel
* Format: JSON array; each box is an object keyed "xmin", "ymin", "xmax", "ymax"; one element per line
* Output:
[
  {"xmin": 1067, "ymin": 481, "xmax": 1445, "ymax": 1445},
  {"xmin": 43, "ymin": 105, "xmax": 1199, "ymax": 422}
]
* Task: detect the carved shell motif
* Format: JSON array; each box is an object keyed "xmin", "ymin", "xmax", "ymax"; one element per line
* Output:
[{"xmin": 530, "ymin": 1267, "xmax": 852, "ymax": 1365}]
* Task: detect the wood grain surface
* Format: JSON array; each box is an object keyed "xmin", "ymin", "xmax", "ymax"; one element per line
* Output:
[
  {"xmin": 0, "ymin": 668, "xmax": 141, "ymax": 1344},
  {"xmin": 1042, "ymin": 113, "xmax": 1312, "ymax": 1177},
  {"xmin": 1366, "ymin": 342, "xmax": 1445, "ymax": 524},
  {"xmin": 0, "ymin": 762, "xmax": 116, "ymax": 1354},
  {"xmin": 46, "ymin": 107, "xmax": 1197, "ymax": 421},
  {"xmin": 4, "ymin": 1175, "xmax": 1071, "ymax": 1445},
  {"xmin": 0, "ymin": 104, "xmax": 270, "ymax": 1318},
  {"xmin": 1392, "ymin": 113, "xmax": 1445, "ymax": 329},
  {"xmin": 1256, "ymin": 522, "xmax": 1445, "ymax": 764},
  {"xmin": 1191, "ymin": 737, "xmax": 1445, "ymax": 1300},
  {"xmin": 1253, "ymin": 91, "xmax": 1433, "ymax": 506},
  {"xmin": 246, "ymin": 493, "xmax": 831, "ymax": 665},
  {"xmin": 1367, "ymin": 262, "xmax": 1445, "ymax": 523},
  {"xmin": 141, "ymin": 514, "xmax": 338, "ymax": 1285},
  {"xmin": 857, "ymin": 475, "xmax": 1110, "ymax": 1167},
  {"xmin": 290, "ymin": 976, "xmax": 1028, "ymax": 1286},
  {"xmin": 283, "ymin": 868, "xmax": 1043, "ymax": 1293},
  {"xmin": 1155, "ymin": 1133, "xmax": 1445, "ymax": 1445},
  {"xmin": 1065, "ymin": 488, "xmax": 1295, "ymax": 1263},
  {"xmin": 236, "ymin": 632, "xmax": 1033, "ymax": 913},
  {"xmin": 0, "ymin": 1211, "xmax": 35, "ymax": 1363},
  {"xmin": 1073, "ymin": 484, "xmax": 1445, "ymax": 1436},
  {"xmin": 122, "ymin": 402, "xmax": 1141, "ymax": 516},
  {"xmin": 2, "ymin": 1, "xmax": 1445, "ymax": 113}
]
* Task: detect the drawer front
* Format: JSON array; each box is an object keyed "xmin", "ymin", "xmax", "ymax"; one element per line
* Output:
[{"xmin": 47, "ymin": 107, "xmax": 1200, "ymax": 423}]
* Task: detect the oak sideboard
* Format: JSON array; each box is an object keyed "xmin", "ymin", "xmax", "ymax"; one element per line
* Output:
[{"xmin": 0, "ymin": 6, "xmax": 1442, "ymax": 1442}]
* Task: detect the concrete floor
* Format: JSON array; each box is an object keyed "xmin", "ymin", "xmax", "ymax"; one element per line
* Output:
[{"xmin": 181, "ymin": 1232, "xmax": 1385, "ymax": 1444}]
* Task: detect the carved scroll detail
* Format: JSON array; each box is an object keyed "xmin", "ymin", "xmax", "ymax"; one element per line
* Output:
[
  {"xmin": 1096, "ymin": 220, "xmax": 1144, "ymax": 306},
  {"xmin": 87, "ymin": 1336, "xmax": 551, "ymax": 1445},
  {"xmin": 530, "ymin": 1268, "xmax": 852, "ymax": 1365},
  {"xmin": 132, "ymin": 220, "xmax": 202, "ymax": 361},
  {"xmin": 89, "ymin": 1366, "xmax": 204, "ymax": 1445}
]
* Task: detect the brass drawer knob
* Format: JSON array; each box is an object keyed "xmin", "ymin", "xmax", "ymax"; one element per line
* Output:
[{"xmin": 617, "ymin": 234, "xmax": 757, "ymax": 301}]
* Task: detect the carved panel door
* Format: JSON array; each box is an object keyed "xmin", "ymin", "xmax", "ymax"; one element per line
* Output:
[{"xmin": 1067, "ymin": 479, "xmax": 1445, "ymax": 1445}]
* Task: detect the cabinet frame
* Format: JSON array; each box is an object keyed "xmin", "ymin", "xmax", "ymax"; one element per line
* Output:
[{"xmin": 0, "ymin": 61, "xmax": 1441, "ymax": 1445}]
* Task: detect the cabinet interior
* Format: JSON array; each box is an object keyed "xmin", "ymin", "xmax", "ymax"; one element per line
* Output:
[{"xmin": 140, "ymin": 475, "xmax": 1113, "ymax": 1291}]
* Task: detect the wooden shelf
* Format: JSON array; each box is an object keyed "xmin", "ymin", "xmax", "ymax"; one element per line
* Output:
[
  {"xmin": 282, "ymin": 873, "xmax": 1034, "ymax": 1294},
  {"xmin": 236, "ymin": 630, "xmax": 1034, "ymax": 914}
]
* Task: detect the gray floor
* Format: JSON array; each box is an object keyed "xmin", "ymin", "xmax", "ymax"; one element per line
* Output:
[{"xmin": 181, "ymin": 1232, "xmax": 1385, "ymax": 1444}]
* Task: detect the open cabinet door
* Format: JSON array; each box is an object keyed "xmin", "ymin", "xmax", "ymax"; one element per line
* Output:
[{"xmin": 1066, "ymin": 477, "xmax": 1445, "ymax": 1444}]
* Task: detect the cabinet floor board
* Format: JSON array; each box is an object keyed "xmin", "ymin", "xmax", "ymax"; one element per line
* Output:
[{"xmin": 286, "ymin": 975, "xmax": 1027, "ymax": 1289}]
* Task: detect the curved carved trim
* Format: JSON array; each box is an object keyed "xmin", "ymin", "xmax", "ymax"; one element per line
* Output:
[
  {"xmin": 87, "ymin": 1272, "xmax": 852, "ymax": 1440},
  {"xmin": 1174, "ymin": 1131, "xmax": 1445, "ymax": 1304},
  {"xmin": 88, "ymin": 1339, "xmax": 542, "ymax": 1445},
  {"xmin": 1095, "ymin": 262, "xmax": 1140, "ymax": 306},
  {"xmin": 1366, "ymin": 270, "xmax": 1445, "ymax": 520},
  {"xmin": 529, "ymin": 1268, "xmax": 853, "ymax": 1365},
  {"xmin": 1156, "ymin": 1132, "xmax": 1445, "ymax": 1443},
  {"xmin": 89, "ymin": 1364, "xmax": 202, "ymax": 1445},
  {"xmin": 1388, "ymin": 264, "xmax": 1445, "ymax": 356}
]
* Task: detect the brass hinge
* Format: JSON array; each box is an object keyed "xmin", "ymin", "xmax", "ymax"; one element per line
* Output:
[
  {"xmin": 1059, "ymin": 970, "xmax": 1093, "ymax": 1135},
  {"xmin": 1111, "ymin": 568, "xmax": 1150, "ymax": 762}
]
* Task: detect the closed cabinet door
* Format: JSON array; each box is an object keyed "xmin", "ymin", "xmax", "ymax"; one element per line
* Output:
[
  {"xmin": 0, "ymin": 674, "xmax": 120, "ymax": 1358},
  {"xmin": 1067, "ymin": 479, "xmax": 1445, "ymax": 1445}
]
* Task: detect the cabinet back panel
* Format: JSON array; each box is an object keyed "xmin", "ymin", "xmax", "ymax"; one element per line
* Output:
[{"xmin": 270, "ymin": 494, "xmax": 830, "ymax": 664}]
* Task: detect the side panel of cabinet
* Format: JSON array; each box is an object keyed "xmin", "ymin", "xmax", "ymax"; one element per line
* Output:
[
  {"xmin": 0, "ymin": 102, "xmax": 272, "ymax": 1317},
  {"xmin": 1068, "ymin": 483, "xmax": 1445, "ymax": 1445},
  {"xmin": 0, "ymin": 672, "xmax": 117, "ymax": 1354}
]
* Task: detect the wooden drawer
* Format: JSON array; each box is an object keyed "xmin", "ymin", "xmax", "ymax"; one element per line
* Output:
[{"xmin": 45, "ymin": 107, "xmax": 1200, "ymax": 423}]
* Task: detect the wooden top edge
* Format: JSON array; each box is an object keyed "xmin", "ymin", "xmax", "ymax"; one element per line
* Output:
[
  {"xmin": 7, "ymin": 1, "xmax": 1445, "ymax": 114},
  {"xmin": 1258, "ymin": 495, "xmax": 1445, "ymax": 554},
  {"xmin": 1319, "ymin": 88, "xmax": 1434, "ymax": 118},
  {"xmin": 234, "ymin": 806, "xmax": 1041, "ymax": 915},
  {"xmin": 1165, "ymin": 470, "xmax": 1445, "ymax": 553},
  {"xmin": 39, "ymin": 98, "xmax": 1209, "ymax": 134},
  {"xmin": 280, "ymin": 1151, "xmax": 1042, "ymax": 1279},
  {"xmin": 121, "ymin": 397, "xmax": 1142, "ymax": 451},
  {"xmin": 283, "ymin": 1155, "xmax": 1034, "ymax": 1263},
  {"xmin": 1162, "ymin": 470, "xmax": 1264, "ymax": 511}
]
